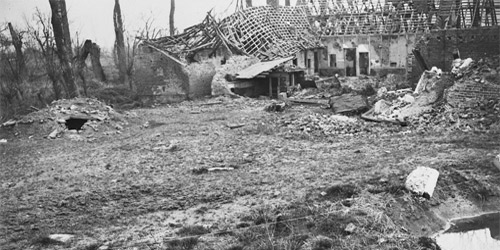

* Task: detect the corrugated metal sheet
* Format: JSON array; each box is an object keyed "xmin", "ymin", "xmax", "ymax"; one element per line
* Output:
[{"xmin": 236, "ymin": 57, "xmax": 294, "ymax": 79}]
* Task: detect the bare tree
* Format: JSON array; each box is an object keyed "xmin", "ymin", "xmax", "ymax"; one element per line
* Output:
[
  {"xmin": 7, "ymin": 23, "xmax": 25, "ymax": 100},
  {"xmin": 49, "ymin": 0, "xmax": 79, "ymax": 98},
  {"xmin": 27, "ymin": 8, "xmax": 63, "ymax": 99},
  {"xmin": 113, "ymin": 0, "xmax": 128, "ymax": 87},
  {"xmin": 170, "ymin": 0, "xmax": 175, "ymax": 36}
]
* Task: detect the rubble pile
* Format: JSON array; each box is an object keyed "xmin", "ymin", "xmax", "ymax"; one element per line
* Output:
[
  {"xmin": 278, "ymin": 113, "xmax": 403, "ymax": 136},
  {"xmin": 403, "ymin": 57, "xmax": 500, "ymax": 132},
  {"xmin": 408, "ymin": 98, "xmax": 500, "ymax": 132},
  {"xmin": 211, "ymin": 56, "xmax": 260, "ymax": 97},
  {"xmin": 451, "ymin": 56, "xmax": 500, "ymax": 82},
  {"xmin": 0, "ymin": 98, "xmax": 127, "ymax": 139},
  {"xmin": 280, "ymin": 113, "xmax": 366, "ymax": 136}
]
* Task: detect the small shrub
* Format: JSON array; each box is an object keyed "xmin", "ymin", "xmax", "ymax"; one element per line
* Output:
[{"xmin": 165, "ymin": 237, "xmax": 199, "ymax": 250}]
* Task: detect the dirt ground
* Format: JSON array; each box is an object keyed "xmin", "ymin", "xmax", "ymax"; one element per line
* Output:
[{"xmin": 1, "ymin": 97, "xmax": 500, "ymax": 250}]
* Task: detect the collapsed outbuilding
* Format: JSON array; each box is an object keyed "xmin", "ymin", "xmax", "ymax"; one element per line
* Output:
[{"xmin": 135, "ymin": 5, "xmax": 323, "ymax": 102}]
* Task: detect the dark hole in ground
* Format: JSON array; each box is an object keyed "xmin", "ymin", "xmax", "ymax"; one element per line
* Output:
[{"xmin": 65, "ymin": 118, "xmax": 88, "ymax": 130}]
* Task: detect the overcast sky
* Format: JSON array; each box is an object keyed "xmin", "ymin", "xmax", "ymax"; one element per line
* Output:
[{"xmin": 0, "ymin": 0, "xmax": 297, "ymax": 49}]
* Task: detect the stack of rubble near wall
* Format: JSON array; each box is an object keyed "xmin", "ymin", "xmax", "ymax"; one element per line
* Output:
[{"xmin": 140, "ymin": 6, "xmax": 321, "ymax": 62}]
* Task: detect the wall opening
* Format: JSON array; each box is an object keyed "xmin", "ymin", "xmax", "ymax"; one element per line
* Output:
[
  {"xmin": 359, "ymin": 52, "xmax": 369, "ymax": 75},
  {"xmin": 329, "ymin": 54, "xmax": 337, "ymax": 67},
  {"xmin": 314, "ymin": 51, "xmax": 320, "ymax": 73},
  {"xmin": 344, "ymin": 48, "xmax": 356, "ymax": 76}
]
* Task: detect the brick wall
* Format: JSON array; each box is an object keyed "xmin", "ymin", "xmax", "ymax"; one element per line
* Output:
[
  {"xmin": 412, "ymin": 27, "xmax": 500, "ymax": 83},
  {"xmin": 133, "ymin": 47, "xmax": 215, "ymax": 103},
  {"xmin": 446, "ymin": 81, "xmax": 500, "ymax": 108}
]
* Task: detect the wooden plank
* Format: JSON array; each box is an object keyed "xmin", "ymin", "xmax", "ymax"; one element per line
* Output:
[{"xmin": 329, "ymin": 94, "xmax": 368, "ymax": 114}]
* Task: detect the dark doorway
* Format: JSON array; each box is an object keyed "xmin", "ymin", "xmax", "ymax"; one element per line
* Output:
[
  {"xmin": 314, "ymin": 51, "xmax": 319, "ymax": 73},
  {"xmin": 359, "ymin": 52, "xmax": 369, "ymax": 75},
  {"xmin": 344, "ymin": 48, "xmax": 356, "ymax": 76},
  {"xmin": 269, "ymin": 77, "xmax": 279, "ymax": 98}
]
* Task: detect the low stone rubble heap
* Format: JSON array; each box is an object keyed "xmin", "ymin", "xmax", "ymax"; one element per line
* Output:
[
  {"xmin": 280, "ymin": 113, "xmax": 366, "ymax": 136},
  {"xmin": 1, "ymin": 98, "xmax": 128, "ymax": 139}
]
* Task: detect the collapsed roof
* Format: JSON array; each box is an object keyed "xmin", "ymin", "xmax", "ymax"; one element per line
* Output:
[
  {"xmin": 299, "ymin": 0, "xmax": 500, "ymax": 35},
  {"xmin": 140, "ymin": 5, "xmax": 322, "ymax": 63}
]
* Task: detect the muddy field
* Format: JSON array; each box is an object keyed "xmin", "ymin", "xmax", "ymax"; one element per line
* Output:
[{"xmin": 1, "ymin": 97, "xmax": 500, "ymax": 250}]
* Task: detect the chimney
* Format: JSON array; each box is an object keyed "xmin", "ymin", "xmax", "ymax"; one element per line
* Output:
[
  {"xmin": 246, "ymin": 0, "xmax": 252, "ymax": 7},
  {"xmin": 285, "ymin": 0, "xmax": 291, "ymax": 6}
]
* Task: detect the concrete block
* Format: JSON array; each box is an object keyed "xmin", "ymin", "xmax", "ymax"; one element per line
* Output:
[{"xmin": 405, "ymin": 167, "xmax": 439, "ymax": 199}]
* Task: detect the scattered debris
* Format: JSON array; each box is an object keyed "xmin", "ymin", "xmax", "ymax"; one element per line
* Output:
[
  {"xmin": 48, "ymin": 234, "xmax": 74, "ymax": 243},
  {"xmin": 405, "ymin": 167, "xmax": 440, "ymax": 199},
  {"xmin": 329, "ymin": 94, "xmax": 368, "ymax": 114},
  {"xmin": 280, "ymin": 113, "xmax": 382, "ymax": 136},
  {"xmin": 289, "ymin": 98, "xmax": 329, "ymax": 107},
  {"xmin": 344, "ymin": 223, "xmax": 357, "ymax": 234},
  {"xmin": 1, "ymin": 119, "xmax": 16, "ymax": 127},
  {"xmin": 227, "ymin": 123, "xmax": 245, "ymax": 129},
  {"xmin": 208, "ymin": 166, "xmax": 236, "ymax": 172},
  {"xmin": 264, "ymin": 101, "xmax": 288, "ymax": 112},
  {"xmin": 48, "ymin": 129, "xmax": 59, "ymax": 139}
]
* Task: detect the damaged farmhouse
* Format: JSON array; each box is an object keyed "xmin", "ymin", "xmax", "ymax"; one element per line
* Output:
[{"xmin": 136, "ymin": 0, "xmax": 500, "ymax": 103}]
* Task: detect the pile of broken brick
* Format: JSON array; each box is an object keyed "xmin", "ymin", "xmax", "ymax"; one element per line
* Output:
[
  {"xmin": 0, "ymin": 98, "xmax": 128, "ymax": 140},
  {"xmin": 274, "ymin": 56, "xmax": 500, "ymax": 136}
]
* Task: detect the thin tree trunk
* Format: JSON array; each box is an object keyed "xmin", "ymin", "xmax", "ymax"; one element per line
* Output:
[
  {"xmin": 113, "ymin": 0, "xmax": 128, "ymax": 85},
  {"xmin": 7, "ymin": 22, "xmax": 25, "ymax": 101},
  {"xmin": 170, "ymin": 0, "xmax": 175, "ymax": 36},
  {"xmin": 49, "ymin": 0, "xmax": 79, "ymax": 98}
]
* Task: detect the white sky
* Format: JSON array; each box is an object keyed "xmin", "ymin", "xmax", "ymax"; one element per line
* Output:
[{"xmin": 0, "ymin": 0, "xmax": 297, "ymax": 49}]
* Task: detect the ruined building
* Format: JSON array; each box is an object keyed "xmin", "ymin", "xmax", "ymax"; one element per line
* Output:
[
  {"xmin": 136, "ymin": 0, "xmax": 500, "ymax": 102},
  {"xmin": 298, "ymin": 0, "xmax": 500, "ymax": 81}
]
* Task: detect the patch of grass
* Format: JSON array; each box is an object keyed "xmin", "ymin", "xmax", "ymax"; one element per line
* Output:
[
  {"xmin": 321, "ymin": 183, "xmax": 359, "ymax": 201},
  {"xmin": 164, "ymin": 237, "xmax": 199, "ymax": 250},
  {"xmin": 302, "ymin": 235, "xmax": 335, "ymax": 250},
  {"xmin": 225, "ymin": 245, "xmax": 244, "ymax": 250},
  {"xmin": 82, "ymin": 243, "xmax": 101, "ymax": 250},
  {"xmin": 177, "ymin": 225, "xmax": 210, "ymax": 236}
]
